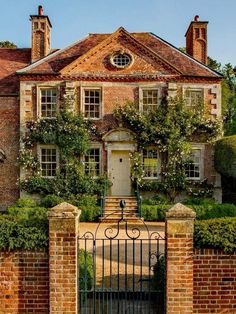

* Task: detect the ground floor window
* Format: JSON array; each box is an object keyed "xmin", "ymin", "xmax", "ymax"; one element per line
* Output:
[
  {"xmin": 84, "ymin": 147, "xmax": 101, "ymax": 176},
  {"xmin": 39, "ymin": 146, "xmax": 58, "ymax": 177},
  {"xmin": 142, "ymin": 148, "xmax": 160, "ymax": 178},
  {"xmin": 185, "ymin": 149, "xmax": 201, "ymax": 179}
]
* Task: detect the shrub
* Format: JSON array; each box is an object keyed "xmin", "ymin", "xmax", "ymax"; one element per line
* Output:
[
  {"xmin": 194, "ymin": 217, "xmax": 236, "ymax": 253},
  {"xmin": 215, "ymin": 135, "xmax": 236, "ymax": 178},
  {"xmin": 79, "ymin": 249, "xmax": 93, "ymax": 291},
  {"xmin": 152, "ymin": 256, "xmax": 165, "ymax": 291},
  {"xmin": 142, "ymin": 195, "xmax": 168, "ymax": 205},
  {"xmin": 142, "ymin": 205, "xmax": 170, "ymax": 221},
  {"xmin": 79, "ymin": 206, "xmax": 100, "ymax": 222},
  {"xmin": 40, "ymin": 195, "xmax": 64, "ymax": 208},
  {"xmin": 192, "ymin": 203, "xmax": 236, "ymax": 220},
  {"xmin": 0, "ymin": 215, "xmax": 48, "ymax": 250}
]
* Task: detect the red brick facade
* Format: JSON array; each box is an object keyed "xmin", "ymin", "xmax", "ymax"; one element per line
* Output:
[
  {"xmin": 193, "ymin": 249, "xmax": 236, "ymax": 314},
  {"xmin": 0, "ymin": 7, "xmax": 223, "ymax": 207},
  {"xmin": 0, "ymin": 251, "xmax": 49, "ymax": 313}
]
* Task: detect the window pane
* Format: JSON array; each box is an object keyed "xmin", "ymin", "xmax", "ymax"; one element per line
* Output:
[
  {"xmin": 84, "ymin": 89, "xmax": 101, "ymax": 119},
  {"xmin": 84, "ymin": 148, "xmax": 100, "ymax": 176},
  {"xmin": 142, "ymin": 90, "xmax": 158, "ymax": 113},
  {"xmin": 143, "ymin": 148, "xmax": 159, "ymax": 178},
  {"xmin": 40, "ymin": 88, "xmax": 57, "ymax": 118},
  {"xmin": 40, "ymin": 147, "xmax": 57, "ymax": 177},
  {"xmin": 185, "ymin": 149, "xmax": 201, "ymax": 179}
]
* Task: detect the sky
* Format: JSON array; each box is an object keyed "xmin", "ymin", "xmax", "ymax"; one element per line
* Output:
[{"xmin": 0, "ymin": 0, "xmax": 235, "ymax": 66}]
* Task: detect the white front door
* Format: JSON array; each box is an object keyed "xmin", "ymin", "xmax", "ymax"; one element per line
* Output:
[{"xmin": 110, "ymin": 150, "xmax": 131, "ymax": 196}]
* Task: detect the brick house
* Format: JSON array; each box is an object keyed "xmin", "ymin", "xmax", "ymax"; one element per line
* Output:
[{"xmin": 0, "ymin": 7, "xmax": 222, "ymax": 209}]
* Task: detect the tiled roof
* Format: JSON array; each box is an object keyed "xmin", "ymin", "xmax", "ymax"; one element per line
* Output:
[
  {"xmin": 0, "ymin": 48, "xmax": 31, "ymax": 94},
  {"xmin": 18, "ymin": 30, "xmax": 221, "ymax": 78}
]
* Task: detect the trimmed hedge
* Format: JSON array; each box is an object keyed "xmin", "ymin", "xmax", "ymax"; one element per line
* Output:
[
  {"xmin": 194, "ymin": 218, "xmax": 236, "ymax": 253},
  {"xmin": 142, "ymin": 203, "xmax": 236, "ymax": 221},
  {"xmin": 215, "ymin": 135, "xmax": 236, "ymax": 178},
  {"xmin": 0, "ymin": 215, "xmax": 48, "ymax": 250}
]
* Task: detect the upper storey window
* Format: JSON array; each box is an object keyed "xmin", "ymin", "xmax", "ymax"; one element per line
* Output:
[
  {"xmin": 111, "ymin": 53, "xmax": 132, "ymax": 68},
  {"xmin": 141, "ymin": 89, "xmax": 159, "ymax": 113},
  {"xmin": 83, "ymin": 89, "xmax": 101, "ymax": 119},
  {"xmin": 185, "ymin": 89, "xmax": 203, "ymax": 107},
  {"xmin": 40, "ymin": 88, "xmax": 57, "ymax": 118}
]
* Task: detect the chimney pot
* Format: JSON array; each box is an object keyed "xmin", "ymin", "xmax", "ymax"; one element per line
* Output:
[
  {"xmin": 194, "ymin": 15, "xmax": 199, "ymax": 22},
  {"xmin": 38, "ymin": 5, "xmax": 43, "ymax": 16}
]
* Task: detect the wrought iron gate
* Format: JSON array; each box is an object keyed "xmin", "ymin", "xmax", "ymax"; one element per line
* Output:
[{"xmin": 78, "ymin": 214, "xmax": 165, "ymax": 314}]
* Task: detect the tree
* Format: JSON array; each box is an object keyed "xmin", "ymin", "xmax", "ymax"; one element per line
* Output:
[{"xmin": 0, "ymin": 41, "xmax": 17, "ymax": 48}]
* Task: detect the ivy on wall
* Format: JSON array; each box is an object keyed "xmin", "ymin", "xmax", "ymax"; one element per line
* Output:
[
  {"xmin": 18, "ymin": 109, "xmax": 109, "ymax": 198},
  {"xmin": 115, "ymin": 95, "xmax": 221, "ymax": 201}
]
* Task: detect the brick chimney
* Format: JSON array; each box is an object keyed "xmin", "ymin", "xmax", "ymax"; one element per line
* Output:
[
  {"xmin": 30, "ymin": 5, "xmax": 52, "ymax": 63},
  {"xmin": 185, "ymin": 15, "xmax": 208, "ymax": 64}
]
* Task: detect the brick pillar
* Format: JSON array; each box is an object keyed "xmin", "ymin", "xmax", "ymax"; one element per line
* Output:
[
  {"xmin": 48, "ymin": 202, "xmax": 80, "ymax": 314},
  {"xmin": 165, "ymin": 203, "xmax": 196, "ymax": 314}
]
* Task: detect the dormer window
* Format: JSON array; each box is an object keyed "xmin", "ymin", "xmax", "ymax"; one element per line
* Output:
[{"xmin": 111, "ymin": 53, "xmax": 132, "ymax": 68}]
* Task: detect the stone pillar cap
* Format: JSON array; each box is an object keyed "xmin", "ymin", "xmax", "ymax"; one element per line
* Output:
[
  {"xmin": 166, "ymin": 203, "xmax": 196, "ymax": 219},
  {"xmin": 48, "ymin": 202, "xmax": 80, "ymax": 218}
]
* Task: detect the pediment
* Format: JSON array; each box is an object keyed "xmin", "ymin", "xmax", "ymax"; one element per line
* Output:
[
  {"xmin": 103, "ymin": 128, "xmax": 135, "ymax": 142},
  {"xmin": 60, "ymin": 27, "xmax": 181, "ymax": 76}
]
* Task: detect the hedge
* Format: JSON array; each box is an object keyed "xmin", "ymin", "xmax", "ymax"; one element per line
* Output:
[
  {"xmin": 215, "ymin": 135, "xmax": 236, "ymax": 178},
  {"xmin": 142, "ymin": 203, "xmax": 236, "ymax": 221},
  {"xmin": 194, "ymin": 217, "xmax": 236, "ymax": 253}
]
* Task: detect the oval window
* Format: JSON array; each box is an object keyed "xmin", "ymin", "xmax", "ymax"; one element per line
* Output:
[{"xmin": 111, "ymin": 53, "xmax": 132, "ymax": 68}]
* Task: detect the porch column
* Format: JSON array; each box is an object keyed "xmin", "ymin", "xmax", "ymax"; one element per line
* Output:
[
  {"xmin": 165, "ymin": 203, "xmax": 196, "ymax": 314},
  {"xmin": 48, "ymin": 202, "xmax": 80, "ymax": 314}
]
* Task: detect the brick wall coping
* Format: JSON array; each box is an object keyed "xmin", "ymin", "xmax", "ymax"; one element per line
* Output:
[{"xmin": 166, "ymin": 202, "xmax": 196, "ymax": 219}]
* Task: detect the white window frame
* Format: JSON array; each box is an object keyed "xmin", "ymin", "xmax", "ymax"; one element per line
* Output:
[
  {"xmin": 38, "ymin": 145, "xmax": 59, "ymax": 178},
  {"xmin": 142, "ymin": 147, "xmax": 161, "ymax": 179},
  {"xmin": 84, "ymin": 144, "xmax": 102, "ymax": 177},
  {"xmin": 183, "ymin": 87, "xmax": 204, "ymax": 107},
  {"xmin": 139, "ymin": 87, "xmax": 160, "ymax": 113},
  {"xmin": 82, "ymin": 87, "xmax": 102, "ymax": 120},
  {"xmin": 37, "ymin": 86, "xmax": 59, "ymax": 119},
  {"xmin": 185, "ymin": 144, "xmax": 205, "ymax": 181}
]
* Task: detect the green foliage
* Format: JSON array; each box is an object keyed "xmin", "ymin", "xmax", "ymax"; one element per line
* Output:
[
  {"xmin": 142, "ymin": 199, "xmax": 236, "ymax": 222},
  {"xmin": 0, "ymin": 41, "xmax": 17, "ymax": 48},
  {"xmin": 142, "ymin": 204, "xmax": 169, "ymax": 221},
  {"xmin": 0, "ymin": 198, "xmax": 48, "ymax": 250},
  {"xmin": 215, "ymin": 135, "xmax": 236, "ymax": 178},
  {"xmin": 186, "ymin": 179, "xmax": 214, "ymax": 198},
  {"xmin": 152, "ymin": 256, "xmax": 165, "ymax": 291},
  {"xmin": 142, "ymin": 194, "xmax": 168, "ymax": 205},
  {"xmin": 40, "ymin": 194, "xmax": 100, "ymax": 222},
  {"xmin": 24, "ymin": 112, "xmax": 90, "ymax": 158},
  {"xmin": 114, "ymin": 97, "xmax": 221, "ymax": 201},
  {"xmin": 79, "ymin": 249, "xmax": 93, "ymax": 291},
  {"xmin": 194, "ymin": 218, "xmax": 236, "ymax": 253},
  {"xmin": 19, "ymin": 110, "xmax": 111, "ymax": 198}
]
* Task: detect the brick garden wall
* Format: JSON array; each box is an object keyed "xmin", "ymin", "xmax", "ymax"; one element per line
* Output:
[
  {"xmin": 193, "ymin": 249, "xmax": 236, "ymax": 314},
  {"xmin": 0, "ymin": 250, "xmax": 49, "ymax": 314}
]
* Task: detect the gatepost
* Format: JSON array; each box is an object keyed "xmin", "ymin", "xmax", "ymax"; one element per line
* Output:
[
  {"xmin": 165, "ymin": 203, "xmax": 196, "ymax": 314},
  {"xmin": 48, "ymin": 202, "xmax": 80, "ymax": 314}
]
